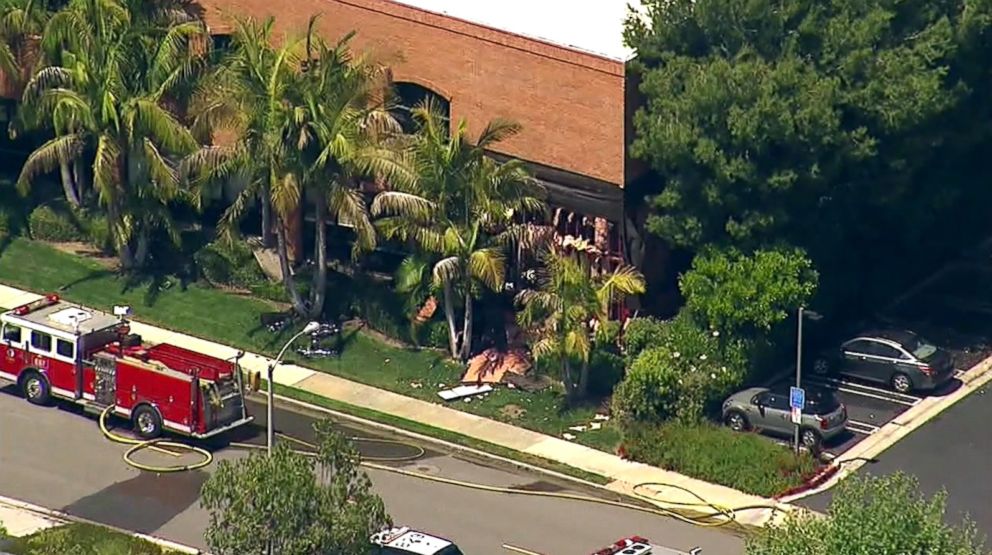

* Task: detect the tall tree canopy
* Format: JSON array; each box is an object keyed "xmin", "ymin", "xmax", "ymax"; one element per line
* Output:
[{"xmin": 627, "ymin": 0, "xmax": 992, "ymax": 307}]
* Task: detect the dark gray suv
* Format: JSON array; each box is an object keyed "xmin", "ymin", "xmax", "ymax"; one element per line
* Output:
[{"xmin": 814, "ymin": 329, "xmax": 955, "ymax": 394}]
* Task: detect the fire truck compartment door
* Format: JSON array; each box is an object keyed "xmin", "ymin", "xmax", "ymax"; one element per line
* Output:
[{"xmin": 92, "ymin": 353, "xmax": 117, "ymax": 406}]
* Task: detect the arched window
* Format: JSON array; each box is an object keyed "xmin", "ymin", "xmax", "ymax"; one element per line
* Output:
[{"xmin": 390, "ymin": 82, "xmax": 450, "ymax": 134}]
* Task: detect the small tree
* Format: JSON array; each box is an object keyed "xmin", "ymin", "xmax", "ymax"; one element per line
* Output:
[
  {"xmin": 515, "ymin": 248, "xmax": 645, "ymax": 404},
  {"xmin": 747, "ymin": 473, "xmax": 986, "ymax": 555},
  {"xmin": 200, "ymin": 420, "xmax": 389, "ymax": 555},
  {"xmin": 679, "ymin": 246, "xmax": 818, "ymax": 336}
]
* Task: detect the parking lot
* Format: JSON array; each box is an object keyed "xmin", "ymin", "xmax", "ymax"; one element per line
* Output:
[{"xmin": 765, "ymin": 369, "xmax": 966, "ymax": 458}]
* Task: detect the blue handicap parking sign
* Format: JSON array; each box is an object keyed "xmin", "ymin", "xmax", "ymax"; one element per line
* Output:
[{"xmin": 790, "ymin": 386, "xmax": 805, "ymax": 410}]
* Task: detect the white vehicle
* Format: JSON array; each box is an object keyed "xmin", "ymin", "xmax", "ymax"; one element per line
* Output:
[{"xmin": 371, "ymin": 527, "xmax": 465, "ymax": 555}]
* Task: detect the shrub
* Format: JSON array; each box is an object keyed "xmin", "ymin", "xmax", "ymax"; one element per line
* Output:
[
  {"xmin": 194, "ymin": 240, "xmax": 267, "ymax": 290},
  {"xmin": 612, "ymin": 313, "xmax": 748, "ymax": 422},
  {"xmin": 415, "ymin": 319, "xmax": 449, "ymax": 350},
  {"xmin": 28, "ymin": 205, "xmax": 84, "ymax": 242},
  {"xmin": 587, "ymin": 349, "xmax": 625, "ymax": 398},
  {"xmin": 77, "ymin": 210, "xmax": 111, "ymax": 252},
  {"xmin": 622, "ymin": 316, "xmax": 668, "ymax": 364},
  {"xmin": 679, "ymin": 246, "xmax": 818, "ymax": 336},
  {"xmin": 622, "ymin": 421, "xmax": 819, "ymax": 497}
]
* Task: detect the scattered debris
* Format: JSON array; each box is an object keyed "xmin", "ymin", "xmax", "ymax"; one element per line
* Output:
[
  {"xmin": 462, "ymin": 347, "xmax": 532, "ymax": 384},
  {"xmin": 562, "ymin": 433, "xmax": 577, "ymax": 441},
  {"xmin": 589, "ymin": 422, "xmax": 602, "ymax": 431},
  {"xmin": 438, "ymin": 384, "xmax": 494, "ymax": 402},
  {"xmin": 593, "ymin": 413, "xmax": 611, "ymax": 422},
  {"xmin": 409, "ymin": 382, "xmax": 423, "ymax": 389},
  {"xmin": 568, "ymin": 425, "xmax": 588, "ymax": 432}
]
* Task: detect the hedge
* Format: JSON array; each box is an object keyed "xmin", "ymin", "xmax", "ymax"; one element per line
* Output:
[
  {"xmin": 27, "ymin": 205, "xmax": 84, "ymax": 242},
  {"xmin": 621, "ymin": 421, "xmax": 819, "ymax": 497}
]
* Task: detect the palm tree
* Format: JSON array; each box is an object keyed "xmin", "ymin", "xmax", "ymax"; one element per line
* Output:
[
  {"xmin": 16, "ymin": 0, "xmax": 207, "ymax": 269},
  {"xmin": 515, "ymin": 248, "xmax": 645, "ymax": 404},
  {"xmin": 0, "ymin": 0, "xmax": 51, "ymax": 89},
  {"xmin": 190, "ymin": 16, "xmax": 410, "ymax": 319},
  {"xmin": 372, "ymin": 101, "xmax": 545, "ymax": 359},
  {"xmin": 289, "ymin": 16, "xmax": 410, "ymax": 318}
]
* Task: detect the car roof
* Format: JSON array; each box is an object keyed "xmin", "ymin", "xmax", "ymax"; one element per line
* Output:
[
  {"xmin": 851, "ymin": 329, "xmax": 918, "ymax": 346},
  {"xmin": 372, "ymin": 528, "xmax": 453, "ymax": 554}
]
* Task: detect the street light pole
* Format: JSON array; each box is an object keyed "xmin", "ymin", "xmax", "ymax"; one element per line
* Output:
[
  {"xmin": 794, "ymin": 307, "xmax": 804, "ymax": 455},
  {"xmin": 267, "ymin": 322, "xmax": 320, "ymax": 456}
]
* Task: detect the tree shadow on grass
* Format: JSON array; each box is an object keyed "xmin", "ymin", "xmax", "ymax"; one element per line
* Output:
[{"xmin": 56, "ymin": 268, "xmax": 116, "ymax": 293}]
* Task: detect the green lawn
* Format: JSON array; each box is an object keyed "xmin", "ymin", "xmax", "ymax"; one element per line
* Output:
[
  {"xmin": 1, "ymin": 523, "xmax": 178, "ymax": 554},
  {"xmin": 0, "ymin": 238, "xmax": 622, "ymax": 454}
]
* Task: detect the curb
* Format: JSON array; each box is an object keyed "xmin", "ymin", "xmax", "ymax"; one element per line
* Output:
[
  {"xmin": 774, "ymin": 464, "xmax": 840, "ymax": 500},
  {"xmin": 0, "ymin": 494, "xmax": 203, "ymax": 554}
]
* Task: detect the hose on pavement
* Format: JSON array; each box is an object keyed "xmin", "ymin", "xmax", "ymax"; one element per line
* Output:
[
  {"xmin": 98, "ymin": 405, "xmax": 213, "ymax": 473},
  {"xmin": 99, "ymin": 407, "xmax": 785, "ymax": 527}
]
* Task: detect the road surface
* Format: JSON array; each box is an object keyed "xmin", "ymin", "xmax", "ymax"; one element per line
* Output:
[{"xmin": 0, "ymin": 387, "xmax": 745, "ymax": 555}]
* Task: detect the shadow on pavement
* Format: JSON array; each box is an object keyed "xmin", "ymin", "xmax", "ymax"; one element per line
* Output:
[{"xmin": 61, "ymin": 470, "xmax": 209, "ymax": 534}]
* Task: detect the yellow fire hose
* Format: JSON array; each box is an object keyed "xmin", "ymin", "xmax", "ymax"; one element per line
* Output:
[
  {"xmin": 99, "ymin": 406, "xmax": 213, "ymax": 473},
  {"xmin": 99, "ymin": 406, "xmax": 784, "ymax": 527}
]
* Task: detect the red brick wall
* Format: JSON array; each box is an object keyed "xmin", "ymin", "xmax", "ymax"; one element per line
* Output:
[{"xmin": 196, "ymin": 0, "xmax": 626, "ymax": 187}]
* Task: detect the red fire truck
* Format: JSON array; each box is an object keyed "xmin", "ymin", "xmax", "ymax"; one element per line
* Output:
[
  {"xmin": 591, "ymin": 537, "xmax": 702, "ymax": 555},
  {"xmin": 0, "ymin": 294, "xmax": 252, "ymax": 439}
]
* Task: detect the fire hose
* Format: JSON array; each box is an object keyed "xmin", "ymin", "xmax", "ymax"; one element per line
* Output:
[{"xmin": 99, "ymin": 407, "xmax": 785, "ymax": 527}]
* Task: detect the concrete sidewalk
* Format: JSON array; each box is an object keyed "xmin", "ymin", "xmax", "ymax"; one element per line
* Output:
[
  {"xmin": 0, "ymin": 494, "xmax": 200, "ymax": 554},
  {"xmin": 0, "ymin": 284, "xmax": 797, "ymax": 527}
]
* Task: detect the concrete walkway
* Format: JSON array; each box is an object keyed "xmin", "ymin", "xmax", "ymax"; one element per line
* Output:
[{"xmin": 0, "ymin": 284, "xmax": 797, "ymax": 527}]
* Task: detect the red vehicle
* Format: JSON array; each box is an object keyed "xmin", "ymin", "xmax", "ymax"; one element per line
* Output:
[
  {"xmin": 591, "ymin": 537, "xmax": 702, "ymax": 555},
  {"xmin": 0, "ymin": 294, "xmax": 252, "ymax": 439}
]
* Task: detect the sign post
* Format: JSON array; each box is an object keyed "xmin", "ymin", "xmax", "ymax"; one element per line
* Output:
[{"xmin": 790, "ymin": 385, "xmax": 805, "ymax": 452}]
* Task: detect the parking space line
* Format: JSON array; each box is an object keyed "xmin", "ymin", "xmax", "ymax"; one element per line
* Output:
[
  {"xmin": 846, "ymin": 420, "xmax": 879, "ymax": 435},
  {"xmin": 804, "ymin": 377, "xmax": 921, "ymax": 406},
  {"xmin": 809, "ymin": 375, "xmax": 922, "ymax": 403}
]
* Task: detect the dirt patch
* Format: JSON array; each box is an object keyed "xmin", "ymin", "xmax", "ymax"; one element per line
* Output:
[
  {"xmin": 47, "ymin": 241, "xmax": 118, "ymax": 270},
  {"xmin": 499, "ymin": 404, "xmax": 527, "ymax": 420}
]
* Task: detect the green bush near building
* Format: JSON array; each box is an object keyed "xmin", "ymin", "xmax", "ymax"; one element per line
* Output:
[
  {"xmin": 621, "ymin": 421, "xmax": 819, "ymax": 497},
  {"xmin": 27, "ymin": 205, "xmax": 84, "ymax": 243}
]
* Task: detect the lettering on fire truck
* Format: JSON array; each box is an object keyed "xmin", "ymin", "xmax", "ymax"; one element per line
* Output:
[{"xmin": 0, "ymin": 294, "xmax": 252, "ymax": 439}]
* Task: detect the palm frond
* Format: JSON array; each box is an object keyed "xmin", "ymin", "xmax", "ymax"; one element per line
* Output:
[
  {"xmin": 16, "ymin": 133, "xmax": 83, "ymax": 195},
  {"xmin": 475, "ymin": 117, "xmax": 522, "ymax": 149},
  {"xmin": 432, "ymin": 255, "xmax": 461, "ymax": 287},
  {"xmin": 596, "ymin": 264, "xmax": 646, "ymax": 312},
  {"xmin": 370, "ymin": 191, "xmax": 435, "ymax": 220},
  {"xmin": 468, "ymin": 247, "xmax": 505, "ymax": 291},
  {"xmin": 328, "ymin": 185, "xmax": 376, "ymax": 257}
]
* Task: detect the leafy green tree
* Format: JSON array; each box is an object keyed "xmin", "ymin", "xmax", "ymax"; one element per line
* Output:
[
  {"xmin": 200, "ymin": 420, "xmax": 390, "ymax": 555},
  {"xmin": 679, "ymin": 246, "xmax": 818, "ymax": 335},
  {"xmin": 0, "ymin": 0, "xmax": 52, "ymax": 90},
  {"xmin": 747, "ymin": 473, "xmax": 986, "ymax": 555},
  {"xmin": 15, "ymin": 0, "xmax": 207, "ymax": 269},
  {"xmin": 372, "ymin": 100, "xmax": 545, "ymax": 359},
  {"xmin": 612, "ymin": 312, "xmax": 747, "ymax": 422},
  {"xmin": 515, "ymin": 248, "xmax": 645, "ymax": 403}
]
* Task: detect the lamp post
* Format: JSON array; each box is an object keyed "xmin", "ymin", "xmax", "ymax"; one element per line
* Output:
[
  {"xmin": 794, "ymin": 307, "xmax": 823, "ymax": 454},
  {"xmin": 267, "ymin": 321, "xmax": 320, "ymax": 456}
]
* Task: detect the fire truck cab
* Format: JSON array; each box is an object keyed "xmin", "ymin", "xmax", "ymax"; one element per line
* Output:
[{"xmin": 0, "ymin": 294, "xmax": 252, "ymax": 440}]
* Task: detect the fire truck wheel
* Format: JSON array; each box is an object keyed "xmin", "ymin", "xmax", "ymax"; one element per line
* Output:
[
  {"xmin": 21, "ymin": 372, "xmax": 51, "ymax": 405},
  {"xmin": 132, "ymin": 405, "xmax": 163, "ymax": 440}
]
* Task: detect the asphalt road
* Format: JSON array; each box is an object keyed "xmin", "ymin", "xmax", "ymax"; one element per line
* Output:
[
  {"xmin": 0, "ymin": 388, "xmax": 745, "ymax": 555},
  {"xmin": 799, "ymin": 380, "xmax": 992, "ymax": 534}
]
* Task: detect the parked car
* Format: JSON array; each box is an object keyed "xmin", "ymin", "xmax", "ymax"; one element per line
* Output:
[
  {"xmin": 813, "ymin": 329, "xmax": 955, "ymax": 393},
  {"xmin": 370, "ymin": 527, "xmax": 464, "ymax": 555},
  {"xmin": 722, "ymin": 386, "xmax": 847, "ymax": 449}
]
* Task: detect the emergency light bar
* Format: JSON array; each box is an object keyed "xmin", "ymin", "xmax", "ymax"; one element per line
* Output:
[
  {"xmin": 113, "ymin": 305, "xmax": 132, "ymax": 318},
  {"xmin": 12, "ymin": 294, "xmax": 60, "ymax": 316}
]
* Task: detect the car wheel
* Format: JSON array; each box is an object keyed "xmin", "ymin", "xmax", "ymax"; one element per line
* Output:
[
  {"xmin": 813, "ymin": 358, "xmax": 830, "ymax": 375},
  {"xmin": 891, "ymin": 372, "xmax": 913, "ymax": 394},
  {"xmin": 133, "ymin": 405, "xmax": 163, "ymax": 440},
  {"xmin": 21, "ymin": 372, "xmax": 51, "ymax": 405},
  {"xmin": 725, "ymin": 411, "xmax": 749, "ymax": 432},
  {"xmin": 800, "ymin": 428, "xmax": 821, "ymax": 450}
]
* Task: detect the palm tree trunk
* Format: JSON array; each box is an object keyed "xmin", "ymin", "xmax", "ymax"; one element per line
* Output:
[
  {"xmin": 59, "ymin": 158, "xmax": 80, "ymax": 207},
  {"xmin": 72, "ymin": 158, "xmax": 88, "ymax": 202},
  {"xmin": 275, "ymin": 219, "xmax": 308, "ymax": 316},
  {"xmin": 562, "ymin": 358, "xmax": 576, "ymax": 406},
  {"xmin": 260, "ymin": 186, "xmax": 274, "ymax": 248},
  {"xmin": 133, "ymin": 226, "xmax": 152, "ymax": 269},
  {"xmin": 577, "ymin": 358, "xmax": 590, "ymax": 400},
  {"xmin": 442, "ymin": 282, "xmax": 459, "ymax": 359},
  {"xmin": 308, "ymin": 198, "xmax": 328, "ymax": 320},
  {"xmin": 460, "ymin": 292, "xmax": 473, "ymax": 360}
]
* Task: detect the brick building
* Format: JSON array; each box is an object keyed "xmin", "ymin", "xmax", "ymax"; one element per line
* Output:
[{"xmin": 196, "ymin": 0, "xmax": 650, "ymax": 264}]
